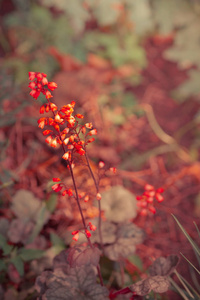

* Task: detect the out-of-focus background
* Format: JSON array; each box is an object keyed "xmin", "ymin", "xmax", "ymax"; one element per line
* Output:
[{"xmin": 1, "ymin": 0, "xmax": 200, "ymax": 299}]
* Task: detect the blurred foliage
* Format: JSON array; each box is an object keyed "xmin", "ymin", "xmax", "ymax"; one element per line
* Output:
[
  {"xmin": 83, "ymin": 32, "xmax": 146, "ymax": 68},
  {"xmin": 2, "ymin": 0, "xmax": 200, "ymax": 99},
  {"xmin": 0, "ymin": 1, "xmax": 200, "ymax": 298}
]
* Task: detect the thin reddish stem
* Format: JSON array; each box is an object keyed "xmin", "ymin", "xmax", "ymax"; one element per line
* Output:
[
  {"xmin": 46, "ymin": 99, "xmax": 104, "ymax": 285},
  {"xmin": 109, "ymin": 287, "xmax": 134, "ymax": 299},
  {"xmin": 84, "ymin": 150, "xmax": 104, "ymax": 251}
]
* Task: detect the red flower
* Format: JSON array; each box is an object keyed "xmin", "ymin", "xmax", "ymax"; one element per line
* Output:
[
  {"xmin": 52, "ymin": 183, "xmax": 62, "ymax": 192},
  {"xmin": 43, "ymin": 129, "xmax": 52, "ymax": 136},
  {"xmin": 62, "ymin": 152, "xmax": 69, "ymax": 160},
  {"xmin": 53, "ymin": 178, "xmax": 61, "ymax": 182},
  {"xmin": 30, "ymin": 89, "xmax": 40, "ymax": 99},
  {"xmin": 29, "ymin": 72, "xmax": 36, "ymax": 80},
  {"xmin": 48, "ymin": 82, "xmax": 58, "ymax": 91},
  {"xmin": 45, "ymin": 90, "xmax": 53, "ymax": 99},
  {"xmin": 96, "ymin": 193, "xmax": 101, "ymax": 201},
  {"xmin": 75, "ymin": 114, "xmax": 84, "ymax": 119},
  {"xmin": 89, "ymin": 129, "xmax": 97, "ymax": 135},
  {"xmin": 88, "ymin": 222, "xmax": 96, "ymax": 231},
  {"xmin": 72, "ymin": 231, "xmax": 79, "ymax": 241},
  {"xmin": 87, "ymin": 138, "xmax": 95, "ymax": 143},
  {"xmin": 85, "ymin": 229, "xmax": 91, "ymax": 238}
]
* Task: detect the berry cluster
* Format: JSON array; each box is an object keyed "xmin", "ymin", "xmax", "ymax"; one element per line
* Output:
[{"xmin": 136, "ymin": 184, "xmax": 164, "ymax": 216}]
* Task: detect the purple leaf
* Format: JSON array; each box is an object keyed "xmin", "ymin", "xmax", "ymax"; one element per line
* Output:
[
  {"xmin": 35, "ymin": 266, "xmax": 109, "ymax": 300},
  {"xmin": 104, "ymin": 223, "xmax": 144, "ymax": 261},
  {"xmin": 53, "ymin": 249, "xmax": 71, "ymax": 273},
  {"xmin": 130, "ymin": 275, "xmax": 170, "ymax": 296},
  {"xmin": 129, "ymin": 278, "xmax": 151, "ymax": 296},
  {"xmin": 67, "ymin": 246, "xmax": 101, "ymax": 268},
  {"xmin": 148, "ymin": 276, "xmax": 170, "ymax": 293},
  {"xmin": 149, "ymin": 255, "xmax": 179, "ymax": 276}
]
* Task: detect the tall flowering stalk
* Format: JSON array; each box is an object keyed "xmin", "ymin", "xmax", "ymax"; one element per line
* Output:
[{"xmin": 28, "ymin": 71, "xmax": 103, "ymax": 284}]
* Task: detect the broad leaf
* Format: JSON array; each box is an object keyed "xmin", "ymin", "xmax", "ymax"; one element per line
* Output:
[
  {"xmin": 152, "ymin": 0, "xmax": 193, "ymax": 34},
  {"xmin": 0, "ymin": 233, "xmax": 13, "ymax": 255},
  {"xmin": 130, "ymin": 278, "xmax": 151, "ymax": 296},
  {"xmin": 18, "ymin": 248, "xmax": 44, "ymax": 261},
  {"xmin": 53, "ymin": 249, "xmax": 71, "ymax": 273},
  {"xmin": 130, "ymin": 275, "xmax": 170, "ymax": 296},
  {"xmin": 88, "ymin": 0, "xmax": 121, "ymax": 27},
  {"xmin": 46, "ymin": 194, "xmax": 57, "ymax": 213},
  {"xmin": 42, "ymin": 0, "xmax": 90, "ymax": 34},
  {"xmin": 7, "ymin": 219, "xmax": 34, "ymax": 244},
  {"xmin": 36, "ymin": 249, "xmax": 109, "ymax": 299},
  {"xmin": 149, "ymin": 255, "xmax": 179, "ymax": 276},
  {"xmin": 104, "ymin": 223, "xmax": 144, "ymax": 261},
  {"xmin": 10, "ymin": 256, "xmax": 24, "ymax": 277},
  {"xmin": 27, "ymin": 203, "xmax": 49, "ymax": 244},
  {"xmin": 11, "ymin": 190, "xmax": 49, "ymax": 223},
  {"xmin": 127, "ymin": 0, "xmax": 154, "ymax": 35},
  {"xmin": 0, "ymin": 260, "xmax": 7, "ymax": 271},
  {"xmin": 90, "ymin": 220, "xmax": 117, "ymax": 244},
  {"xmin": 0, "ymin": 218, "xmax": 9, "ymax": 238},
  {"xmin": 50, "ymin": 232, "xmax": 65, "ymax": 248},
  {"xmin": 67, "ymin": 246, "xmax": 101, "ymax": 268},
  {"xmin": 99, "ymin": 186, "xmax": 138, "ymax": 223},
  {"xmin": 35, "ymin": 266, "xmax": 109, "ymax": 300}
]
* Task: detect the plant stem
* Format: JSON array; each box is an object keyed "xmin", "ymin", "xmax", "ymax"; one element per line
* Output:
[
  {"xmin": 49, "ymin": 104, "xmax": 103, "ymax": 285},
  {"xmin": 110, "ymin": 287, "xmax": 133, "ymax": 299},
  {"xmin": 84, "ymin": 150, "xmax": 104, "ymax": 251},
  {"xmin": 68, "ymin": 162, "xmax": 103, "ymax": 286}
]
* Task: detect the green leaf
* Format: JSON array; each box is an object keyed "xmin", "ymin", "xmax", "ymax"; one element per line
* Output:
[
  {"xmin": 46, "ymin": 194, "xmax": 57, "ymax": 213},
  {"xmin": 180, "ymin": 252, "xmax": 200, "ymax": 276},
  {"xmin": 11, "ymin": 190, "xmax": 50, "ymax": 224},
  {"xmin": 27, "ymin": 203, "xmax": 49, "ymax": 244},
  {"xmin": 0, "ymin": 259, "xmax": 7, "ymax": 271},
  {"xmin": 89, "ymin": 0, "xmax": 121, "ymax": 27},
  {"xmin": 50, "ymin": 232, "xmax": 65, "ymax": 248},
  {"xmin": 128, "ymin": 254, "xmax": 143, "ymax": 271},
  {"xmin": 10, "ymin": 256, "xmax": 24, "ymax": 277},
  {"xmin": 99, "ymin": 186, "xmax": 138, "ymax": 223},
  {"xmin": 193, "ymin": 221, "xmax": 200, "ymax": 239},
  {"xmin": 172, "ymin": 214, "xmax": 200, "ymax": 257},
  {"xmin": 0, "ymin": 233, "xmax": 13, "ymax": 255},
  {"xmin": 152, "ymin": 0, "xmax": 193, "ymax": 34},
  {"xmin": 172, "ymin": 70, "xmax": 200, "ymax": 100},
  {"xmin": 127, "ymin": 0, "xmax": 154, "ymax": 35},
  {"xmin": 18, "ymin": 248, "xmax": 44, "ymax": 261},
  {"xmin": 83, "ymin": 32, "xmax": 146, "ymax": 68},
  {"xmin": 42, "ymin": 0, "xmax": 90, "ymax": 34}
]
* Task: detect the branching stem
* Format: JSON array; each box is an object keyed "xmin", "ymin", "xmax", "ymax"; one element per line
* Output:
[
  {"xmin": 84, "ymin": 150, "xmax": 104, "ymax": 251},
  {"xmin": 49, "ymin": 100, "xmax": 104, "ymax": 285}
]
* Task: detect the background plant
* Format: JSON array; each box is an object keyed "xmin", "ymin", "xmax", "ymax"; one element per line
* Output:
[{"xmin": 1, "ymin": 0, "xmax": 200, "ymax": 299}]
